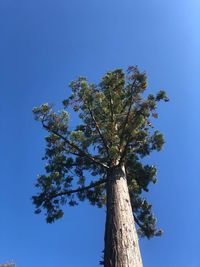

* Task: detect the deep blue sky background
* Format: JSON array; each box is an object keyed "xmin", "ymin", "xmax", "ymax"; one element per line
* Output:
[{"xmin": 0, "ymin": 0, "xmax": 200, "ymax": 266}]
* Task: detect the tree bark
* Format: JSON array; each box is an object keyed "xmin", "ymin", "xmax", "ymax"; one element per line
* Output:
[{"xmin": 104, "ymin": 165, "xmax": 143, "ymax": 267}]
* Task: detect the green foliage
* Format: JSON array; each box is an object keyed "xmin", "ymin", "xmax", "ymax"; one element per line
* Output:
[{"xmin": 33, "ymin": 66, "xmax": 168, "ymax": 237}]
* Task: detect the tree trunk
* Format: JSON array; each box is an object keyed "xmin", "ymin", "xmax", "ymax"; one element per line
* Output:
[{"xmin": 104, "ymin": 165, "xmax": 143, "ymax": 267}]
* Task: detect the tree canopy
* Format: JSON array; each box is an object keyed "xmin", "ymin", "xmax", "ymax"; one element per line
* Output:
[{"xmin": 33, "ymin": 66, "xmax": 168, "ymax": 238}]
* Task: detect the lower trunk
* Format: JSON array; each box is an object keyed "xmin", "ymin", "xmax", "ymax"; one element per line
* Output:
[{"xmin": 104, "ymin": 165, "xmax": 143, "ymax": 267}]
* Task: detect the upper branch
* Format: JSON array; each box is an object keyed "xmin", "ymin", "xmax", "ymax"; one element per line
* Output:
[
  {"xmin": 119, "ymin": 79, "xmax": 137, "ymax": 147},
  {"xmin": 87, "ymin": 106, "xmax": 109, "ymax": 155},
  {"xmin": 107, "ymin": 88, "xmax": 114, "ymax": 123},
  {"xmin": 118, "ymin": 135, "xmax": 133, "ymax": 165},
  {"xmin": 42, "ymin": 123, "xmax": 109, "ymax": 169}
]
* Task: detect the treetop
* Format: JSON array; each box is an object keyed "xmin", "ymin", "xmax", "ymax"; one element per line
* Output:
[{"xmin": 33, "ymin": 66, "xmax": 168, "ymax": 238}]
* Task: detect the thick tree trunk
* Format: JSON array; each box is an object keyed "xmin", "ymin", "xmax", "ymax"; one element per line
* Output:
[{"xmin": 104, "ymin": 165, "xmax": 143, "ymax": 267}]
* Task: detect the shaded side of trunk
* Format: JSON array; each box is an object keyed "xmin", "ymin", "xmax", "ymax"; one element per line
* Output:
[{"xmin": 104, "ymin": 165, "xmax": 143, "ymax": 267}]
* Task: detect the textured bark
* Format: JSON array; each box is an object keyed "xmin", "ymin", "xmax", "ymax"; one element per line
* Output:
[{"xmin": 104, "ymin": 165, "xmax": 143, "ymax": 267}]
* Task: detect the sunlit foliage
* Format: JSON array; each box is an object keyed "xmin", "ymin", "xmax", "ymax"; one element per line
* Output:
[{"xmin": 33, "ymin": 66, "xmax": 168, "ymax": 238}]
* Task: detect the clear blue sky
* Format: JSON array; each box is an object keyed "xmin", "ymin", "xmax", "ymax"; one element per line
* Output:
[{"xmin": 0, "ymin": 0, "xmax": 200, "ymax": 266}]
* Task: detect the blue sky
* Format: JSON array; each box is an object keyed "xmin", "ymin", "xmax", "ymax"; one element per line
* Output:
[{"xmin": 0, "ymin": 0, "xmax": 200, "ymax": 266}]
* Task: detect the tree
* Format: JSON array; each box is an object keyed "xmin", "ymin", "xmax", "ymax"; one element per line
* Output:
[
  {"xmin": 33, "ymin": 66, "xmax": 169, "ymax": 267},
  {"xmin": 0, "ymin": 263, "xmax": 15, "ymax": 267}
]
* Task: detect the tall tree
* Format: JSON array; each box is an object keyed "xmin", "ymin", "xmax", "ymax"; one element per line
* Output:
[
  {"xmin": 33, "ymin": 66, "xmax": 168, "ymax": 267},
  {"xmin": 0, "ymin": 263, "xmax": 15, "ymax": 267}
]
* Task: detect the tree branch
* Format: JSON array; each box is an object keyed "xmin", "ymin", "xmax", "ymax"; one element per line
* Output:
[
  {"xmin": 133, "ymin": 213, "xmax": 147, "ymax": 232},
  {"xmin": 133, "ymin": 213, "xmax": 153, "ymax": 238},
  {"xmin": 46, "ymin": 177, "xmax": 107, "ymax": 200},
  {"xmin": 119, "ymin": 79, "xmax": 137, "ymax": 146},
  {"xmin": 108, "ymin": 89, "xmax": 114, "ymax": 123},
  {"xmin": 118, "ymin": 135, "xmax": 133, "ymax": 165},
  {"xmin": 87, "ymin": 106, "xmax": 109, "ymax": 155},
  {"xmin": 42, "ymin": 123, "xmax": 109, "ymax": 169}
]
